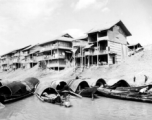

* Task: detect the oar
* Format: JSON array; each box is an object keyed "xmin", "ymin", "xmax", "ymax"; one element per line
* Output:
[
  {"xmin": 35, "ymin": 93, "xmax": 45, "ymax": 102},
  {"xmin": 69, "ymin": 91, "xmax": 82, "ymax": 98}
]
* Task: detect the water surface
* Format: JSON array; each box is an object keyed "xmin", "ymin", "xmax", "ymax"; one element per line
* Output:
[{"xmin": 0, "ymin": 96, "xmax": 152, "ymax": 120}]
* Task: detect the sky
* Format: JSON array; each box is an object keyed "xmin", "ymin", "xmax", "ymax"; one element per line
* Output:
[{"xmin": 0, "ymin": 0, "xmax": 152, "ymax": 55}]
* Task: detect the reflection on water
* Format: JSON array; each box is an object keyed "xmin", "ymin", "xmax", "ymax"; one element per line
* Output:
[{"xmin": 0, "ymin": 96, "xmax": 152, "ymax": 120}]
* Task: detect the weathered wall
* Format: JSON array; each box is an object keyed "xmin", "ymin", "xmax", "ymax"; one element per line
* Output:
[
  {"xmin": 108, "ymin": 41, "xmax": 124, "ymax": 64},
  {"xmin": 107, "ymin": 25, "xmax": 127, "ymax": 45},
  {"xmin": 107, "ymin": 25, "xmax": 128, "ymax": 64}
]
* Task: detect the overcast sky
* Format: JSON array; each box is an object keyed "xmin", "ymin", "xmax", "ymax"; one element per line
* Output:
[{"xmin": 0, "ymin": 0, "xmax": 152, "ymax": 55}]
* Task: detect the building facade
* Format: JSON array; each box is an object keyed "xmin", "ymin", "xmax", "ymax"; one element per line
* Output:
[
  {"xmin": 74, "ymin": 20, "xmax": 131, "ymax": 67},
  {"xmin": 38, "ymin": 33, "xmax": 73, "ymax": 70},
  {"xmin": 0, "ymin": 45, "xmax": 31, "ymax": 71},
  {"xmin": 0, "ymin": 20, "xmax": 132, "ymax": 72}
]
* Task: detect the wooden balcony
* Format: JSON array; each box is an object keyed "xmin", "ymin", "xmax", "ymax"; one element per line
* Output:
[
  {"xmin": 36, "ymin": 54, "xmax": 65, "ymax": 61},
  {"xmin": 1, "ymin": 60, "xmax": 8, "ymax": 65},
  {"xmin": 26, "ymin": 58, "xmax": 37, "ymax": 63},
  {"xmin": 41, "ymin": 45, "xmax": 72, "ymax": 52},
  {"xmin": 12, "ymin": 58, "xmax": 19, "ymax": 63},
  {"xmin": 97, "ymin": 36, "xmax": 109, "ymax": 42},
  {"xmin": 85, "ymin": 51, "xmax": 93, "ymax": 56},
  {"xmin": 85, "ymin": 50, "xmax": 109, "ymax": 56},
  {"xmin": 75, "ymin": 53, "xmax": 83, "ymax": 57}
]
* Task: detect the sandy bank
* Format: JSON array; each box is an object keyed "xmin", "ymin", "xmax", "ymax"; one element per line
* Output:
[{"xmin": 0, "ymin": 50, "xmax": 152, "ymax": 86}]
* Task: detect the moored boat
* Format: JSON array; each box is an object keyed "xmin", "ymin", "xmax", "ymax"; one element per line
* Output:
[
  {"xmin": 97, "ymin": 87, "xmax": 152, "ymax": 103},
  {"xmin": 69, "ymin": 78, "xmax": 97, "ymax": 98},
  {"xmin": 85, "ymin": 78, "xmax": 107, "ymax": 87},
  {"xmin": 36, "ymin": 82, "xmax": 71, "ymax": 107},
  {"xmin": 116, "ymin": 85, "xmax": 148, "ymax": 92},
  {"xmin": 0, "ymin": 77, "xmax": 39, "ymax": 104},
  {"xmin": 22, "ymin": 77, "xmax": 40, "ymax": 92}
]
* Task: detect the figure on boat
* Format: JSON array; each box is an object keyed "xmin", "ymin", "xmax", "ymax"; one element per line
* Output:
[{"xmin": 36, "ymin": 81, "xmax": 72, "ymax": 107}]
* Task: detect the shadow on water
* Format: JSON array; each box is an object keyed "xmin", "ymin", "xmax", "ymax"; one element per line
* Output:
[{"xmin": 0, "ymin": 96, "xmax": 152, "ymax": 120}]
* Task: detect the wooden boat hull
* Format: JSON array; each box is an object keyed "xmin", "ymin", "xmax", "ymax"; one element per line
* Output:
[
  {"xmin": 97, "ymin": 88, "xmax": 152, "ymax": 103},
  {"xmin": 3, "ymin": 92, "xmax": 33, "ymax": 104},
  {"xmin": 0, "ymin": 77, "xmax": 39, "ymax": 104},
  {"xmin": 36, "ymin": 93, "xmax": 63, "ymax": 105},
  {"xmin": 116, "ymin": 85, "xmax": 147, "ymax": 92}
]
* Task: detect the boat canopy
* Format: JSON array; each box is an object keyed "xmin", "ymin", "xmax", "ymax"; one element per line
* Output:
[
  {"xmin": 108, "ymin": 79, "xmax": 130, "ymax": 89},
  {"xmin": 86, "ymin": 78, "xmax": 107, "ymax": 87},
  {"xmin": 69, "ymin": 79, "xmax": 90, "ymax": 93},
  {"xmin": 94, "ymin": 78, "xmax": 106, "ymax": 87},
  {"xmin": 51, "ymin": 80, "xmax": 67, "ymax": 91},
  {"xmin": 23, "ymin": 77, "xmax": 40, "ymax": 91},
  {"xmin": 36, "ymin": 82, "xmax": 58, "ymax": 96},
  {"xmin": 0, "ymin": 81, "xmax": 27, "ymax": 97}
]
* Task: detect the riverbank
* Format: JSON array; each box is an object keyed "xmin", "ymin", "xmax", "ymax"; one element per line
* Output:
[{"xmin": 0, "ymin": 50, "xmax": 152, "ymax": 86}]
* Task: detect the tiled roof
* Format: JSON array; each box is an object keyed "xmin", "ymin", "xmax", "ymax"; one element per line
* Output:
[
  {"xmin": 87, "ymin": 20, "xmax": 131, "ymax": 36},
  {"xmin": 39, "ymin": 33, "xmax": 73, "ymax": 46}
]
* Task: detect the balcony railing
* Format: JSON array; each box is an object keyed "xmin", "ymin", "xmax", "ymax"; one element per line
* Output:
[
  {"xmin": 26, "ymin": 58, "xmax": 37, "ymax": 63},
  {"xmin": 97, "ymin": 36, "xmax": 109, "ymax": 41},
  {"xmin": 36, "ymin": 55, "xmax": 65, "ymax": 61},
  {"xmin": 75, "ymin": 53, "xmax": 83, "ymax": 57},
  {"xmin": 12, "ymin": 58, "xmax": 19, "ymax": 63},
  {"xmin": 73, "ymin": 42, "xmax": 80, "ymax": 47},
  {"xmin": 1, "ymin": 60, "xmax": 8, "ymax": 65},
  {"xmin": 85, "ymin": 51, "xmax": 93, "ymax": 55},
  {"xmin": 85, "ymin": 50, "xmax": 109, "ymax": 56},
  {"xmin": 41, "ymin": 45, "xmax": 72, "ymax": 52}
]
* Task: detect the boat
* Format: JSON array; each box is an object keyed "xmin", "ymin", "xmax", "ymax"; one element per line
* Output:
[
  {"xmin": 85, "ymin": 78, "xmax": 107, "ymax": 87},
  {"xmin": 97, "ymin": 87, "xmax": 152, "ymax": 103},
  {"xmin": 0, "ymin": 77, "xmax": 39, "ymax": 104},
  {"xmin": 50, "ymin": 79, "xmax": 81, "ymax": 98},
  {"xmin": 107, "ymin": 79, "xmax": 130, "ymax": 89},
  {"xmin": 116, "ymin": 85, "xmax": 148, "ymax": 92},
  {"xmin": 36, "ymin": 82, "xmax": 71, "ymax": 107},
  {"xmin": 69, "ymin": 78, "xmax": 98, "ymax": 98},
  {"xmin": 51, "ymin": 79, "xmax": 67, "ymax": 91},
  {"xmin": 22, "ymin": 77, "xmax": 40, "ymax": 92},
  {"xmin": 106, "ymin": 79, "xmax": 147, "ymax": 92},
  {"xmin": 36, "ymin": 83, "xmax": 62, "ymax": 105}
]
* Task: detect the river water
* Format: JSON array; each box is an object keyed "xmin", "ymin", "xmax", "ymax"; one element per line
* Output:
[{"xmin": 0, "ymin": 95, "xmax": 152, "ymax": 120}]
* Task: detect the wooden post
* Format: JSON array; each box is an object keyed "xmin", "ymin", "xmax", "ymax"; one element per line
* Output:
[
  {"xmin": 58, "ymin": 42, "xmax": 59, "ymax": 72},
  {"xmin": 107, "ymin": 41, "xmax": 109, "ymax": 65},
  {"xmin": 31, "ymin": 54, "xmax": 33, "ymax": 67},
  {"xmin": 88, "ymin": 55, "xmax": 90, "ymax": 67},
  {"xmin": 97, "ymin": 33, "xmax": 98, "ymax": 67},
  {"xmin": 84, "ymin": 52, "xmax": 86, "ymax": 68},
  {"xmin": 74, "ymin": 49, "xmax": 76, "ymax": 72},
  {"xmin": 92, "ymin": 54, "xmax": 93, "ymax": 66},
  {"xmin": 82, "ymin": 47, "xmax": 83, "ymax": 71},
  {"xmin": 80, "ymin": 46, "xmax": 82, "ymax": 68}
]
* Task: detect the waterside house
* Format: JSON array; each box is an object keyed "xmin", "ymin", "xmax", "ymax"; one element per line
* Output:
[
  {"xmin": 21, "ymin": 44, "xmax": 41, "ymax": 69},
  {"xmin": 83, "ymin": 20, "xmax": 131, "ymax": 67},
  {"xmin": 0, "ymin": 45, "xmax": 31, "ymax": 71},
  {"xmin": 72, "ymin": 35, "xmax": 88, "ymax": 67},
  {"xmin": 128, "ymin": 43, "xmax": 142, "ymax": 56},
  {"xmin": 38, "ymin": 33, "xmax": 73, "ymax": 70},
  {"xmin": 0, "ymin": 20, "xmax": 132, "ymax": 71}
]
